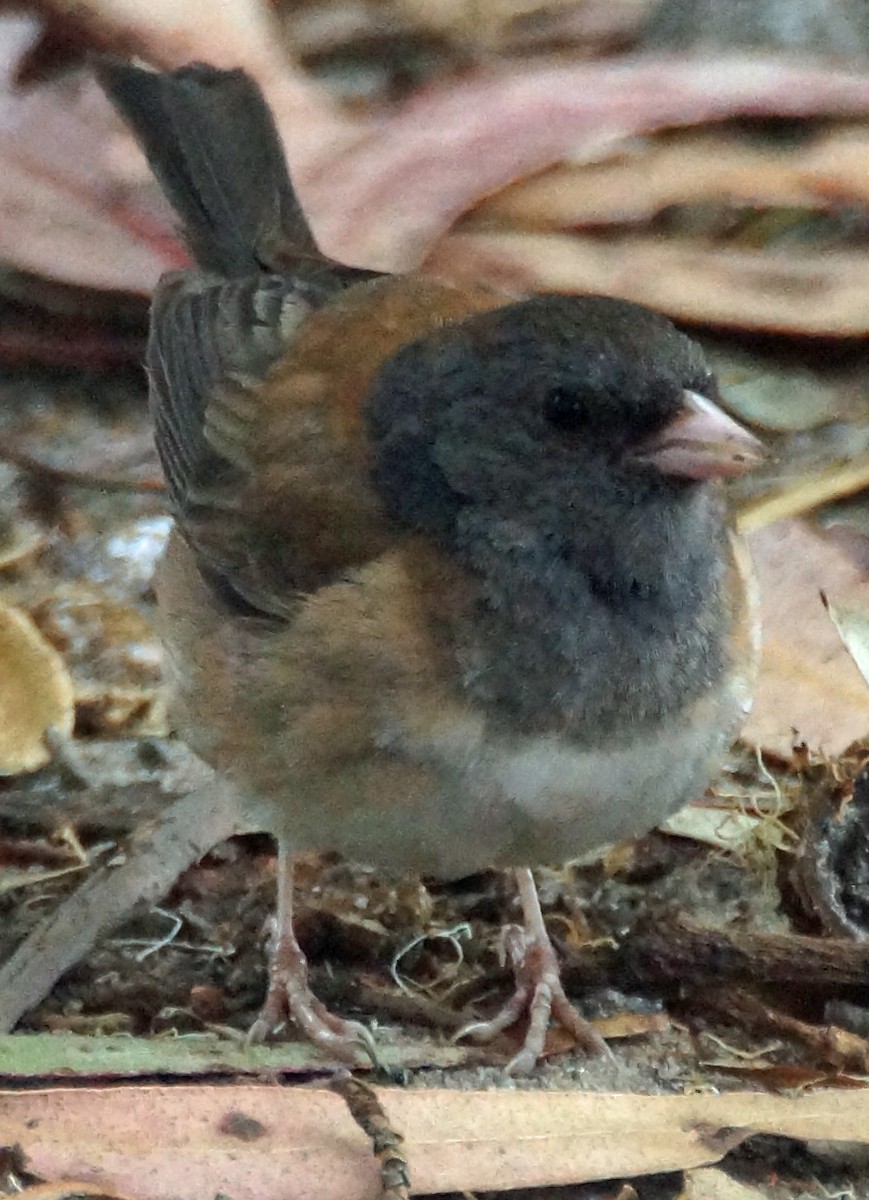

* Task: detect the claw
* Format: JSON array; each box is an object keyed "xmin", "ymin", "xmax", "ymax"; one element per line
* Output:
[
  {"xmin": 456, "ymin": 868, "xmax": 607, "ymax": 1074},
  {"xmin": 251, "ymin": 848, "xmax": 381, "ymax": 1066}
]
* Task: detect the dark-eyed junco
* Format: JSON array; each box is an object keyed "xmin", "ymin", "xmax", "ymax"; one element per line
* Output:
[{"xmin": 97, "ymin": 60, "xmax": 764, "ymax": 1073}]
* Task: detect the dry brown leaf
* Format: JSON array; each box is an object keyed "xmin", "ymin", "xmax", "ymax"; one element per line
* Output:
[
  {"xmin": 391, "ymin": 0, "xmax": 652, "ymax": 56},
  {"xmin": 592, "ymin": 1010, "xmax": 670, "ymax": 1040},
  {"xmin": 83, "ymin": 0, "xmax": 358, "ymax": 191},
  {"xmin": 3, "ymin": 1084, "xmax": 869, "ymax": 1199},
  {"xmin": 0, "ymin": 133, "xmax": 171, "ymax": 293},
  {"xmin": 306, "ymin": 54, "xmax": 869, "ymax": 271},
  {"xmin": 737, "ymin": 456, "xmax": 869, "ymax": 532},
  {"xmin": 660, "ymin": 806, "xmax": 791, "ymax": 856},
  {"xmin": 11, "ymin": 4, "xmax": 869, "ymax": 307},
  {"xmin": 744, "ymin": 520, "xmax": 869, "ymax": 754},
  {"xmin": 0, "ymin": 16, "xmax": 183, "ymax": 292},
  {"xmin": 0, "ymin": 8, "xmax": 352, "ymax": 297},
  {"xmin": 824, "ymin": 593, "xmax": 869, "ymax": 691},
  {"xmin": 427, "ymin": 230, "xmax": 869, "ymax": 335},
  {"xmin": 704, "ymin": 1062, "xmax": 865, "ymax": 1090},
  {"xmin": 15, "ymin": 1183, "xmax": 137, "ymax": 1200},
  {"xmin": 42, "ymin": 0, "xmax": 290, "ymax": 75},
  {"xmin": 0, "ymin": 601, "xmax": 74, "ymax": 775},
  {"xmin": 29, "ymin": 587, "xmax": 164, "ymax": 736},
  {"xmin": 0, "ymin": 516, "xmax": 43, "ymax": 570},
  {"xmin": 682, "ymin": 1167, "xmax": 768, "ymax": 1200},
  {"xmin": 0, "ymin": 381, "xmax": 161, "ymax": 493},
  {"xmin": 473, "ymin": 124, "xmax": 869, "ymax": 229}
]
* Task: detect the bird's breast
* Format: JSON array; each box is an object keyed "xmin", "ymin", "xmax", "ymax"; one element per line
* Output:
[{"xmin": 159, "ymin": 533, "xmax": 757, "ymax": 879}]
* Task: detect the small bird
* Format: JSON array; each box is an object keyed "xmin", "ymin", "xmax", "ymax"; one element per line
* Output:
[{"xmin": 98, "ymin": 60, "xmax": 764, "ymax": 1073}]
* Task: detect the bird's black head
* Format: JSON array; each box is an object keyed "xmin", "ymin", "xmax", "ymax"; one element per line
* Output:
[
  {"xmin": 365, "ymin": 293, "xmax": 763, "ymax": 735},
  {"xmin": 365, "ymin": 293, "xmax": 722, "ymax": 542}
]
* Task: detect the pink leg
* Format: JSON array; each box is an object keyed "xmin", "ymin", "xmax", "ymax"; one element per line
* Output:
[
  {"xmin": 248, "ymin": 845, "xmax": 377, "ymax": 1064},
  {"xmin": 458, "ymin": 867, "xmax": 607, "ymax": 1074}
]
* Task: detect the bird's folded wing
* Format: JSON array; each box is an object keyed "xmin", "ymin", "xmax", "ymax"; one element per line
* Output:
[{"xmin": 149, "ymin": 272, "xmax": 504, "ymax": 616}]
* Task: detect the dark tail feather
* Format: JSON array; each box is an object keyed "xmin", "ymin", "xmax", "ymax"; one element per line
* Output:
[{"xmin": 95, "ymin": 58, "xmax": 323, "ymax": 276}]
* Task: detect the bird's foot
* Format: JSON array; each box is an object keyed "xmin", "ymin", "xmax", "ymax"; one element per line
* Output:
[
  {"xmin": 247, "ymin": 922, "xmax": 378, "ymax": 1066},
  {"xmin": 456, "ymin": 919, "xmax": 607, "ymax": 1075}
]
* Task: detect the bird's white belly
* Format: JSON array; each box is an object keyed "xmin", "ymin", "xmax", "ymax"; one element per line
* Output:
[
  {"xmin": 472, "ymin": 714, "xmax": 730, "ymax": 860},
  {"xmin": 304, "ymin": 672, "xmax": 751, "ymax": 879}
]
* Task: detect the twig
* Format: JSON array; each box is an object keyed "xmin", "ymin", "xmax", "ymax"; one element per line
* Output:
[
  {"xmin": 331, "ymin": 1076, "xmax": 410, "ymax": 1200},
  {"xmin": 623, "ymin": 909, "xmax": 869, "ymax": 991},
  {"xmin": 0, "ymin": 777, "xmax": 252, "ymax": 1033}
]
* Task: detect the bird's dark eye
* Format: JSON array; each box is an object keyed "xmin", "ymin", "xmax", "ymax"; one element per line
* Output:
[{"xmin": 543, "ymin": 386, "xmax": 587, "ymax": 432}]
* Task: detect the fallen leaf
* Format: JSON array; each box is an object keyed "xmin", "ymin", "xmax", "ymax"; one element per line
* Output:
[
  {"xmin": 660, "ymin": 804, "xmax": 794, "ymax": 857},
  {"xmin": 427, "ymin": 229, "xmax": 869, "ymax": 335},
  {"xmin": 0, "ymin": 517, "xmax": 43, "ymax": 571},
  {"xmin": 0, "ymin": 15, "xmax": 181, "ymax": 292},
  {"xmin": 310, "ymin": 54, "xmax": 869, "ymax": 271},
  {"xmin": 43, "ymin": 0, "xmax": 293, "ymax": 78},
  {"xmin": 0, "ymin": 9, "xmax": 346, "ymax": 297},
  {"xmin": 16, "ymin": 1182, "xmax": 136, "ymax": 1200},
  {"xmin": 824, "ymin": 593, "xmax": 869, "ymax": 691},
  {"xmin": 0, "ymin": 601, "xmax": 74, "ymax": 775},
  {"xmin": 471, "ymin": 124, "xmax": 869, "ymax": 230},
  {"xmin": 736, "ymin": 455, "xmax": 869, "ymax": 534},
  {"xmin": 744, "ymin": 520, "xmax": 869, "ymax": 754},
  {"xmin": 10, "ymin": 7, "xmax": 869, "ymax": 311},
  {"xmin": 714, "ymin": 361, "xmax": 846, "ymax": 434},
  {"xmin": 2, "ymin": 1084, "xmax": 869, "ymax": 1199},
  {"xmin": 682, "ymin": 1166, "xmax": 772, "ymax": 1200},
  {"xmin": 0, "ymin": 1032, "xmax": 469, "ymax": 1078},
  {"xmin": 591, "ymin": 1010, "xmax": 670, "ymax": 1041},
  {"xmin": 705, "ymin": 1063, "xmax": 865, "ymax": 1090},
  {"xmin": 29, "ymin": 586, "xmax": 164, "ymax": 736}
]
